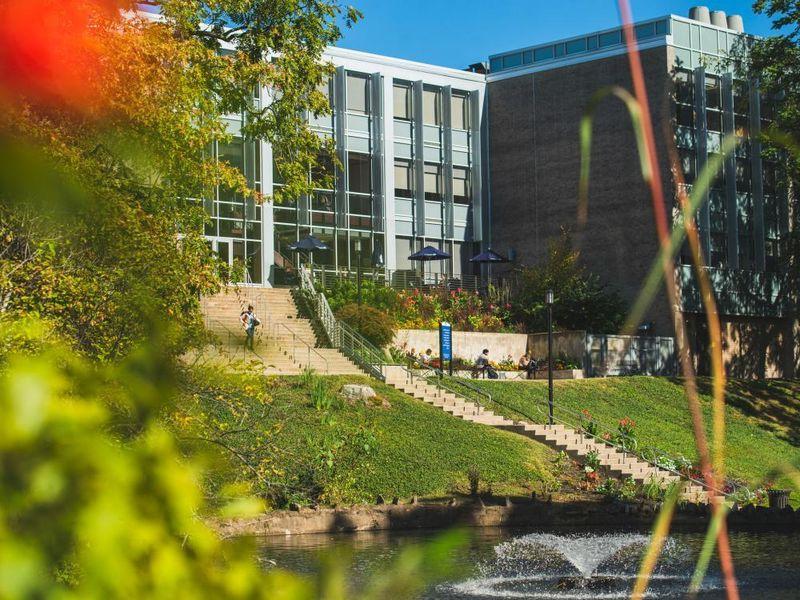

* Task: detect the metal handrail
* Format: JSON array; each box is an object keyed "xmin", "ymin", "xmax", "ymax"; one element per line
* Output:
[
  {"xmin": 298, "ymin": 264, "xmax": 387, "ymax": 381},
  {"xmin": 459, "ymin": 382, "xmax": 731, "ymax": 498},
  {"xmin": 269, "ymin": 320, "xmax": 330, "ymax": 374},
  {"xmin": 205, "ymin": 316, "xmax": 264, "ymax": 364}
]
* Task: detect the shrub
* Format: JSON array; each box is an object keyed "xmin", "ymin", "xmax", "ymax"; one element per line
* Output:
[{"xmin": 336, "ymin": 303, "xmax": 396, "ymax": 348}]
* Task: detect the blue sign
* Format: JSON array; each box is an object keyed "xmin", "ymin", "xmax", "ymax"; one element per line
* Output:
[{"xmin": 439, "ymin": 322, "xmax": 452, "ymax": 361}]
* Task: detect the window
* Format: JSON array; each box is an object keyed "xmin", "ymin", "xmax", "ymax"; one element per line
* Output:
[
  {"xmin": 347, "ymin": 152, "xmax": 371, "ymax": 194},
  {"xmin": 677, "ymin": 104, "xmax": 694, "ymax": 128},
  {"xmin": 674, "ymin": 70, "xmax": 693, "ymax": 105},
  {"xmin": 678, "ymin": 149, "xmax": 695, "ymax": 184},
  {"xmin": 599, "ymin": 30, "xmax": 621, "ymax": 47},
  {"xmin": 311, "ymin": 153, "xmax": 334, "ymax": 189},
  {"xmin": 451, "ymin": 92, "xmax": 469, "ymax": 130},
  {"xmin": 424, "ymin": 163, "xmax": 442, "ymax": 200},
  {"xmin": 453, "ymin": 167, "xmax": 471, "ymax": 204},
  {"xmin": 705, "ymin": 75, "xmax": 721, "ymax": 110},
  {"xmin": 423, "ymin": 87, "xmax": 441, "ymax": 126},
  {"xmin": 394, "ymin": 159, "xmax": 413, "ymax": 198},
  {"xmin": 534, "ymin": 46, "xmax": 554, "ymax": 61},
  {"xmin": 706, "ymin": 109, "xmax": 722, "ymax": 132},
  {"xmin": 735, "ymin": 158, "xmax": 751, "ymax": 192},
  {"xmin": 346, "ymin": 73, "xmax": 370, "ymax": 114},
  {"xmin": 393, "ymin": 83, "xmax": 411, "ymax": 120},
  {"xmin": 348, "ymin": 194, "xmax": 372, "ymax": 216},
  {"xmin": 311, "ymin": 191, "xmax": 334, "ymax": 212},
  {"xmin": 566, "ymin": 38, "xmax": 586, "ymax": 54}
]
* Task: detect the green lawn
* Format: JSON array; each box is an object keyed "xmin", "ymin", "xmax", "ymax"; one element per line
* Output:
[
  {"xmin": 468, "ymin": 376, "xmax": 800, "ymax": 489},
  {"xmin": 174, "ymin": 367, "xmax": 560, "ymax": 508}
]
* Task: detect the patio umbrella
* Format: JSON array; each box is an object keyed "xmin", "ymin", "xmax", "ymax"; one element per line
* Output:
[
  {"xmin": 408, "ymin": 246, "xmax": 451, "ymax": 285},
  {"xmin": 408, "ymin": 245, "xmax": 451, "ymax": 261},
  {"xmin": 288, "ymin": 235, "xmax": 330, "ymax": 268},
  {"xmin": 288, "ymin": 235, "xmax": 330, "ymax": 252},
  {"xmin": 469, "ymin": 249, "xmax": 508, "ymax": 264},
  {"xmin": 469, "ymin": 248, "xmax": 509, "ymax": 283}
]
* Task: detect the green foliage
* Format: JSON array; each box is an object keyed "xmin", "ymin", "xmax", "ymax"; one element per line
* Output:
[
  {"xmin": 512, "ymin": 230, "xmax": 627, "ymax": 333},
  {"xmin": 597, "ymin": 476, "xmax": 638, "ymax": 502},
  {"xmin": 174, "ymin": 369, "xmax": 560, "ymax": 505},
  {"xmin": 0, "ymin": 324, "xmax": 291, "ymax": 598},
  {"xmin": 395, "ymin": 288, "xmax": 518, "ymax": 332},
  {"xmin": 336, "ymin": 303, "xmax": 396, "ymax": 348},
  {"xmin": 323, "ymin": 278, "xmax": 401, "ymax": 314},
  {"xmin": 470, "ymin": 377, "xmax": 800, "ymax": 491},
  {"xmin": 1, "ymin": 0, "xmax": 360, "ymax": 360}
]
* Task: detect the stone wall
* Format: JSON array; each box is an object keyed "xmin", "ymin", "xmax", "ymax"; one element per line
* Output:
[{"xmin": 394, "ymin": 329, "xmax": 529, "ymax": 362}]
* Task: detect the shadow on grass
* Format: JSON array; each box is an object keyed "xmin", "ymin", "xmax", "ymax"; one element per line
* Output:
[{"xmin": 689, "ymin": 377, "xmax": 800, "ymax": 447}]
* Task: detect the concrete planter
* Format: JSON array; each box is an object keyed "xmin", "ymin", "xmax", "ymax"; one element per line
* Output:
[{"xmin": 447, "ymin": 369, "xmax": 584, "ymax": 380}]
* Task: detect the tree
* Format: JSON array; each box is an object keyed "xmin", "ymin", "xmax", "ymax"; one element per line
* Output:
[
  {"xmin": 512, "ymin": 231, "xmax": 627, "ymax": 333},
  {"xmin": 0, "ymin": 0, "xmax": 359, "ymax": 359}
]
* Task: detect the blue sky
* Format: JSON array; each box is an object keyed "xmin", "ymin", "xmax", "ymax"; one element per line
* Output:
[{"xmin": 337, "ymin": 1, "xmax": 780, "ymax": 68}]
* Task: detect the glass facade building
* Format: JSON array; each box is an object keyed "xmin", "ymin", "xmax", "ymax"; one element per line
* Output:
[{"xmin": 204, "ymin": 48, "xmax": 486, "ymax": 285}]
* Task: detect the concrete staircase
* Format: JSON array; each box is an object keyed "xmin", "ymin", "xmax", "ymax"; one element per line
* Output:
[
  {"xmin": 383, "ymin": 366, "xmax": 711, "ymax": 504},
  {"xmin": 200, "ymin": 287, "xmax": 362, "ymax": 376}
]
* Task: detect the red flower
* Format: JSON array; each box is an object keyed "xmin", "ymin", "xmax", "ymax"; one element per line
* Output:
[{"xmin": 0, "ymin": 0, "xmax": 125, "ymax": 111}]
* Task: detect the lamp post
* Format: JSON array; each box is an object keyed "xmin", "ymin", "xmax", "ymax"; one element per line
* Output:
[
  {"xmin": 545, "ymin": 289, "xmax": 554, "ymax": 426},
  {"xmin": 355, "ymin": 238, "xmax": 363, "ymax": 306}
]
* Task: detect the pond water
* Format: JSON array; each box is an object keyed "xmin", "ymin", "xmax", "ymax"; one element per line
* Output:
[{"xmin": 256, "ymin": 526, "xmax": 800, "ymax": 599}]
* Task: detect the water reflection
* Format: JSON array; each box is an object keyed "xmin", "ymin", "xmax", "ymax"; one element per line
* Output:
[{"xmin": 256, "ymin": 527, "xmax": 800, "ymax": 599}]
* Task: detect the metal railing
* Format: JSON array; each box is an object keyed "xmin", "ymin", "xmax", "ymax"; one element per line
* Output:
[
  {"xmin": 268, "ymin": 320, "xmax": 330, "ymax": 374},
  {"xmin": 204, "ymin": 316, "xmax": 264, "ymax": 364},
  {"xmin": 298, "ymin": 265, "xmax": 387, "ymax": 381},
  {"xmin": 454, "ymin": 382, "xmax": 735, "ymax": 499},
  {"xmin": 309, "ymin": 265, "xmax": 514, "ymax": 296}
]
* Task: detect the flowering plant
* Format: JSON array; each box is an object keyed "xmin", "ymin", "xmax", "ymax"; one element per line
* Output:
[
  {"xmin": 580, "ymin": 409, "xmax": 599, "ymax": 438},
  {"xmin": 615, "ymin": 417, "xmax": 637, "ymax": 451}
]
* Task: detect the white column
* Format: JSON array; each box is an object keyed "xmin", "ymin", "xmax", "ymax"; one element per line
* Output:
[{"xmin": 383, "ymin": 74, "xmax": 397, "ymax": 270}]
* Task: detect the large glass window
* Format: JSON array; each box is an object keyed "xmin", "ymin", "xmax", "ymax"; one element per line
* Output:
[
  {"xmin": 423, "ymin": 87, "xmax": 441, "ymax": 126},
  {"xmin": 451, "ymin": 92, "xmax": 469, "ymax": 130},
  {"xmin": 347, "ymin": 152, "xmax": 371, "ymax": 194},
  {"xmin": 394, "ymin": 159, "xmax": 413, "ymax": 198},
  {"xmin": 424, "ymin": 163, "xmax": 442, "ymax": 200},
  {"xmin": 346, "ymin": 73, "xmax": 370, "ymax": 114},
  {"xmin": 393, "ymin": 83, "xmax": 411, "ymax": 120},
  {"xmin": 453, "ymin": 166, "xmax": 471, "ymax": 204}
]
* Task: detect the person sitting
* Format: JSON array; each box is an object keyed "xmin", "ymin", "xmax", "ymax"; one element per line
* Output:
[
  {"xmin": 420, "ymin": 348, "xmax": 433, "ymax": 365},
  {"xmin": 526, "ymin": 356, "xmax": 539, "ymax": 380},
  {"xmin": 474, "ymin": 348, "xmax": 490, "ymax": 378},
  {"xmin": 518, "ymin": 354, "xmax": 529, "ymax": 371}
]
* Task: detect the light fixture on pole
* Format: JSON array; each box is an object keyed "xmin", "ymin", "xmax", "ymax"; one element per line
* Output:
[
  {"xmin": 545, "ymin": 289, "xmax": 554, "ymax": 426},
  {"xmin": 355, "ymin": 238, "xmax": 363, "ymax": 306}
]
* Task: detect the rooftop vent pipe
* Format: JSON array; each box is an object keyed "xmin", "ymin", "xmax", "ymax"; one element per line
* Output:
[
  {"xmin": 689, "ymin": 6, "xmax": 711, "ymax": 24},
  {"xmin": 710, "ymin": 10, "xmax": 728, "ymax": 28},
  {"xmin": 727, "ymin": 14, "xmax": 744, "ymax": 33}
]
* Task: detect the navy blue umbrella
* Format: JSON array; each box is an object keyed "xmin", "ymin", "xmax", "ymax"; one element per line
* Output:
[
  {"xmin": 408, "ymin": 245, "xmax": 451, "ymax": 262},
  {"xmin": 288, "ymin": 235, "xmax": 330, "ymax": 252},
  {"xmin": 469, "ymin": 249, "xmax": 509, "ymax": 264}
]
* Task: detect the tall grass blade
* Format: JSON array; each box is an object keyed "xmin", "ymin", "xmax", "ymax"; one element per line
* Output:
[
  {"xmin": 688, "ymin": 501, "xmax": 730, "ymax": 596},
  {"xmin": 631, "ymin": 483, "xmax": 680, "ymax": 600}
]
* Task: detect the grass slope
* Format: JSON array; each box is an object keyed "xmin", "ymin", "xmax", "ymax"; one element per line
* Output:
[
  {"xmin": 470, "ymin": 377, "xmax": 800, "ymax": 489},
  {"xmin": 174, "ymin": 367, "xmax": 559, "ymax": 507}
]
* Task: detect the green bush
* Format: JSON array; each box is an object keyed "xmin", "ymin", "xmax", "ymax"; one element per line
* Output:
[
  {"xmin": 336, "ymin": 303, "xmax": 396, "ymax": 348},
  {"xmin": 323, "ymin": 278, "xmax": 402, "ymax": 314}
]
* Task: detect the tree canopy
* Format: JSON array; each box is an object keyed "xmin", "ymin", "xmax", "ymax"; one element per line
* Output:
[
  {"xmin": 511, "ymin": 231, "xmax": 627, "ymax": 334},
  {"xmin": 0, "ymin": 0, "xmax": 358, "ymax": 359}
]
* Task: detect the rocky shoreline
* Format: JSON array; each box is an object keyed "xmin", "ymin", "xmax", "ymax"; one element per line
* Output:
[{"xmin": 215, "ymin": 496, "xmax": 800, "ymax": 538}]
